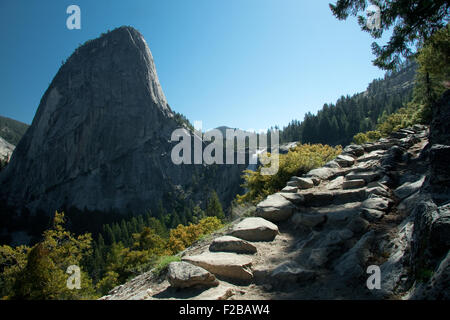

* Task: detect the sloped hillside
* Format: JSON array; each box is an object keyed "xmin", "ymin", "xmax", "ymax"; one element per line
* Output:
[{"xmin": 102, "ymin": 118, "xmax": 449, "ymax": 300}]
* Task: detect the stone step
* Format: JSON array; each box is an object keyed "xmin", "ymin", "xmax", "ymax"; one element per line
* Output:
[
  {"xmin": 342, "ymin": 144, "xmax": 365, "ymax": 157},
  {"xmin": 334, "ymin": 154, "xmax": 355, "ymax": 167},
  {"xmin": 256, "ymin": 193, "xmax": 295, "ymax": 222},
  {"xmin": 229, "ymin": 217, "xmax": 279, "ymax": 242},
  {"xmin": 299, "ymin": 188, "xmax": 367, "ymax": 207},
  {"xmin": 297, "ymin": 202, "xmax": 362, "ymax": 226},
  {"xmin": 209, "ymin": 236, "xmax": 257, "ymax": 254},
  {"xmin": 345, "ymin": 170, "xmax": 381, "ymax": 183},
  {"xmin": 167, "ymin": 261, "xmax": 219, "ymax": 288},
  {"xmin": 182, "ymin": 252, "xmax": 253, "ymax": 283},
  {"xmin": 343, "ymin": 179, "xmax": 366, "ymax": 189},
  {"xmin": 357, "ymin": 150, "xmax": 386, "ymax": 162},
  {"xmin": 278, "ymin": 192, "xmax": 304, "ymax": 205},
  {"xmin": 287, "ymin": 176, "xmax": 314, "ymax": 189}
]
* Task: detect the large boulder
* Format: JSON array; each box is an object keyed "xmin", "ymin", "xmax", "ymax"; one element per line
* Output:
[
  {"xmin": 167, "ymin": 261, "xmax": 219, "ymax": 288},
  {"xmin": 209, "ymin": 236, "xmax": 257, "ymax": 254},
  {"xmin": 256, "ymin": 193, "xmax": 295, "ymax": 222},
  {"xmin": 342, "ymin": 144, "xmax": 365, "ymax": 157},
  {"xmin": 229, "ymin": 217, "xmax": 279, "ymax": 242},
  {"xmin": 394, "ymin": 176, "xmax": 425, "ymax": 200},
  {"xmin": 429, "ymin": 90, "xmax": 450, "ymax": 146},
  {"xmin": 182, "ymin": 252, "xmax": 253, "ymax": 283}
]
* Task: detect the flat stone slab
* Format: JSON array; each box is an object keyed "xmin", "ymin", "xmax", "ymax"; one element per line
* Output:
[
  {"xmin": 346, "ymin": 170, "xmax": 381, "ymax": 183},
  {"xmin": 182, "ymin": 252, "xmax": 253, "ymax": 282},
  {"xmin": 281, "ymin": 185, "xmax": 298, "ymax": 193},
  {"xmin": 306, "ymin": 167, "xmax": 338, "ymax": 181},
  {"xmin": 229, "ymin": 217, "xmax": 279, "ymax": 242},
  {"xmin": 361, "ymin": 196, "xmax": 392, "ymax": 212},
  {"xmin": 279, "ymin": 192, "xmax": 304, "ymax": 205},
  {"xmin": 343, "ymin": 179, "xmax": 366, "ymax": 189},
  {"xmin": 209, "ymin": 236, "xmax": 257, "ymax": 254},
  {"xmin": 167, "ymin": 261, "xmax": 219, "ymax": 288},
  {"xmin": 256, "ymin": 193, "xmax": 295, "ymax": 222},
  {"xmin": 301, "ymin": 189, "xmax": 366, "ymax": 206},
  {"xmin": 288, "ymin": 177, "xmax": 314, "ymax": 189},
  {"xmin": 335, "ymin": 155, "xmax": 355, "ymax": 167}
]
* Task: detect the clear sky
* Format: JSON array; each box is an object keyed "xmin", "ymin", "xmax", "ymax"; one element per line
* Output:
[{"xmin": 0, "ymin": 0, "xmax": 391, "ymax": 131}]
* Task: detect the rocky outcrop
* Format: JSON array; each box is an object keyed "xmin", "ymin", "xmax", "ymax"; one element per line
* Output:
[
  {"xmin": 103, "ymin": 124, "xmax": 449, "ymax": 300},
  {"xmin": 0, "ymin": 26, "xmax": 245, "ymax": 219}
]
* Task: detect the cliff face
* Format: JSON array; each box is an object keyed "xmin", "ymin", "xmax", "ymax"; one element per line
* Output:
[{"xmin": 0, "ymin": 26, "xmax": 245, "ymax": 216}]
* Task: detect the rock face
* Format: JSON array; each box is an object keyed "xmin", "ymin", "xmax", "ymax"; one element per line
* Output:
[
  {"xmin": 0, "ymin": 137, "xmax": 15, "ymax": 164},
  {"xmin": 0, "ymin": 26, "xmax": 245, "ymax": 216}
]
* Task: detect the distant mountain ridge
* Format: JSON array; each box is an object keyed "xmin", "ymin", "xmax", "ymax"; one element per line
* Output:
[
  {"xmin": 0, "ymin": 116, "xmax": 29, "ymax": 146},
  {"xmin": 280, "ymin": 61, "xmax": 417, "ymax": 146}
]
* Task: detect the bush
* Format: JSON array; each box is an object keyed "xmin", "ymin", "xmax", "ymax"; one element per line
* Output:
[
  {"xmin": 353, "ymin": 132, "xmax": 369, "ymax": 145},
  {"xmin": 167, "ymin": 217, "xmax": 223, "ymax": 254},
  {"xmin": 353, "ymin": 131, "xmax": 382, "ymax": 145},
  {"xmin": 237, "ymin": 143, "xmax": 342, "ymax": 204},
  {"xmin": 152, "ymin": 255, "xmax": 181, "ymax": 277}
]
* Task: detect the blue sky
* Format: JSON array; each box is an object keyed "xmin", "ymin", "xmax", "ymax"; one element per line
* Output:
[{"xmin": 0, "ymin": 0, "xmax": 391, "ymax": 131}]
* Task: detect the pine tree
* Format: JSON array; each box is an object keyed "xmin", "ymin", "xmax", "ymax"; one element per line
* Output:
[{"xmin": 206, "ymin": 191, "xmax": 225, "ymax": 220}]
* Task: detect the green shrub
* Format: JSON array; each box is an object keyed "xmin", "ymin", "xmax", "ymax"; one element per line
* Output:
[
  {"xmin": 152, "ymin": 255, "xmax": 181, "ymax": 277},
  {"xmin": 353, "ymin": 132, "xmax": 369, "ymax": 145},
  {"xmin": 237, "ymin": 143, "xmax": 342, "ymax": 204}
]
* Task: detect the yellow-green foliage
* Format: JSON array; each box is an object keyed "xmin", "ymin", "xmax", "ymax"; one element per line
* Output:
[
  {"xmin": 95, "ymin": 271, "xmax": 119, "ymax": 295},
  {"xmin": 353, "ymin": 132, "xmax": 369, "ymax": 145},
  {"xmin": 167, "ymin": 217, "xmax": 223, "ymax": 254},
  {"xmin": 376, "ymin": 104, "xmax": 420, "ymax": 136},
  {"xmin": 353, "ymin": 130, "xmax": 382, "ymax": 144},
  {"xmin": 0, "ymin": 245, "xmax": 30, "ymax": 299},
  {"xmin": 5, "ymin": 212, "xmax": 97, "ymax": 300},
  {"xmin": 152, "ymin": 255, "xmax": 181, "ymax": 277},
  {"xmin": 237, "ymin": 144, "xmax": 342, "ymax": 204},
  {"xmin": 94, "ymin": 216, "xmax": 223, "ymax": 295}
]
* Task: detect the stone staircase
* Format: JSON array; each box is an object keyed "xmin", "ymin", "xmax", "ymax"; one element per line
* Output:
[{"xmin": 102, "ymin": 124, "xmax": 431, "ymax": 300}]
